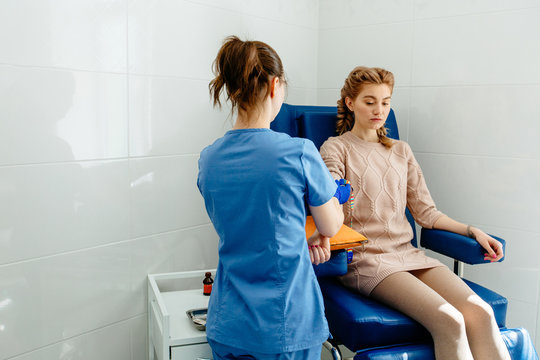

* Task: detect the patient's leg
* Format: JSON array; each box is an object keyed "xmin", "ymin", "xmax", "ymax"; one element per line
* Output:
[
  {"xmin": 370, "ymin": 270, "xmax": 473, "ymax": 360},
  {"xmin": 411, "ymin": 266, "xmax": 511, "ymax": 360}
]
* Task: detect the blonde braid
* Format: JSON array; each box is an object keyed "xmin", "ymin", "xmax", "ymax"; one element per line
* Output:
[
  {"xmin": 336, "ymin": 97, "xmax": 354, "ymax": 135},
  {"xmin": 376, "ymin": 125, "xmax": 394, "ymax": 149}
]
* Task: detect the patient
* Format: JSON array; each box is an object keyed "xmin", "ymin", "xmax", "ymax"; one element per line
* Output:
[{"xmin": 319, "ymin": 66, "xmax": 511, "ymax": 360}]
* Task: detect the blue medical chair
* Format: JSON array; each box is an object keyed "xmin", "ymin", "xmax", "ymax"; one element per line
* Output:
[{"xmin": 272, "ymin": 103, "xmax": 539, "ymax": 360}]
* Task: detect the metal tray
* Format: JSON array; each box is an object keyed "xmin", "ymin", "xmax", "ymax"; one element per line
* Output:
[{"xmin": 186, "ymin": 308, "xmax": 208, "ymax": 331}]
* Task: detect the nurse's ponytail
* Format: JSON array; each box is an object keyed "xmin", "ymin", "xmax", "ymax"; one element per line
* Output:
[{"xmin": 210, "ymin": 36, "xmax": 286, "ymax": 114}]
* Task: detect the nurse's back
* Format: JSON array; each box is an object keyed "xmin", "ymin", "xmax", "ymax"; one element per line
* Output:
[{"xmin": 199, "ymin": 128, "xmax": 316, "ymax": 285}]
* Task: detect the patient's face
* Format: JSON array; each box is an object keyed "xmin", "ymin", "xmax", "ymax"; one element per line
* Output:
[{"xmin": 347, "ymin": 84, "xmax": 392, "ymax": 132}]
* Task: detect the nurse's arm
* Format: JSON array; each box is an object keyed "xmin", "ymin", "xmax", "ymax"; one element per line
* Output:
[{"xmin": 309, "ymin": 197, "xmax": 343, "ymax": 238}]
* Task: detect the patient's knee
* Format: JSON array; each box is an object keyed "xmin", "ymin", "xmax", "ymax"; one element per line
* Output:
[
  {"xmin": 431, "ymin": 303, "xmax": 467, "ymax": 337},
  {"xmin": 461, "ymin": 295, "xmax": 496, "ymax": 326}
]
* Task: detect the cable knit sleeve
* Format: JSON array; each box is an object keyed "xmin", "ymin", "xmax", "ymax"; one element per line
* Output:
[
  {"xmin": 319, "ymin": 137, "xmax": 346, "ymax": 180},
  {"xmin": 404, "ymin": 143, "xmax": 444, "ymax": 229}
]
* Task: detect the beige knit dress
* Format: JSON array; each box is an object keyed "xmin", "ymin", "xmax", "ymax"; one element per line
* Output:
[{"xmin": 320, "ymin": 131, "xmax": 446, "ymax": 296}]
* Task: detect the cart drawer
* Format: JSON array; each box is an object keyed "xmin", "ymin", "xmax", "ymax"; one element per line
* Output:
[{"xmin": 171, "ymin": 342, "xmax": 212, "ymax": 359}]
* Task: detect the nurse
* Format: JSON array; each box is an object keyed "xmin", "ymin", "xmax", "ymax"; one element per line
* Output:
[{"xmin": 197, "ymin": 36, "xmax": 347, "ymax": 359}]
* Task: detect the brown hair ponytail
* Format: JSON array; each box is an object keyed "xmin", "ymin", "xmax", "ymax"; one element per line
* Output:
[
  {"xmin": 209, "ymin": 36, "xmax": 286, "ymax": 115},
  {"xmin": 336, "ymin": 66, "xmax": 395, "ymax": 149}
]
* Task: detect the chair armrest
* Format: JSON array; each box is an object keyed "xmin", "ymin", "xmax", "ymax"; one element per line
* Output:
[
  {"xmin": 313, "ymin": 250, "xmax": 348, "ymax": 277},
  {"xmin": 420, "ymin": 228, "xmax": 506, "ymax": 265}
]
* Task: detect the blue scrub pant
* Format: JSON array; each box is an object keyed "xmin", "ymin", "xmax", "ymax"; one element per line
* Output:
[{"xmin": 208, "ymin": 339, "xmax": 322, "ymax": 360}]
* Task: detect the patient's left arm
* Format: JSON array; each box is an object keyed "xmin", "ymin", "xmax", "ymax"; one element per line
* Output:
[{"xmin": 433, "ymin": 215, "xmax": 504, "ymax": 262}]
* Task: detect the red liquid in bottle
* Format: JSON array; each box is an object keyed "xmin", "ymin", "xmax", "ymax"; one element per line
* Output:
[{"xmin": 203, "ymin": 272, "xmax": 213, "ymax": 296}]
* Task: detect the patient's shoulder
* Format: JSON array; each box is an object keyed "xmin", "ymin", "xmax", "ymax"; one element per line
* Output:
[
  {"xmin": 320, "ymin": 132, "xmax": 351, "ymax": 153},
  {"xmin": 389, "ymin": 140, "xmax": 418, "ymax": 162}
]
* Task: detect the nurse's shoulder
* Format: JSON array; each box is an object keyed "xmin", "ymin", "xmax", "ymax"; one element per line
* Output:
[
  {"xmin": 199, "ymin": 133, "xmax": 229, "ymax": 161},
  {"xmin": 268, "ymin": 129, "xmax": 318, "ymax": 155}
]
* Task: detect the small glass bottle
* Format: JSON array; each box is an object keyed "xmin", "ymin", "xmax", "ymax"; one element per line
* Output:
[{"xmin": 203, "ymin": 272, "xmax": 213, "ymax": 296}]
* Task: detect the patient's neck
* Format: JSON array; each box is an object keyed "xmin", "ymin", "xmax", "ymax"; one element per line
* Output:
[{"xmin": 351, "ymin": 126, "xmax": 379, "ymax": 143}]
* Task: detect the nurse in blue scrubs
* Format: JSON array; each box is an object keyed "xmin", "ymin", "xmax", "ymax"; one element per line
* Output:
[{"xmin": 197, "ymin": 36, "xmax": 348, "ymax": 359}]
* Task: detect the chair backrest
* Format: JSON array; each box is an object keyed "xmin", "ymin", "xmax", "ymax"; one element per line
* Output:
[{"xmin": 272, "ymin": 103, "xmax": 418, "ymax": 247}]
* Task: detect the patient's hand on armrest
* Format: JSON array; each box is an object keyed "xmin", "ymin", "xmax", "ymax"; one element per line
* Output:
[
  {"xmin": 432, "ymin": 215, "xmax": 505, "ymax": 263},
  {"xmin": 307, "ymin": 229, "xmax": 331, "ymax": 265},
  {"xmin": 470, "ymin": 227, "xmax": 505, "ymax": 262}
]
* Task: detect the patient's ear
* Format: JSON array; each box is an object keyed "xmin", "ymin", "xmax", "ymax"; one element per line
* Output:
[{"xmin": 345, "ymin": 96, "xmax": 353, "ymax": 111}]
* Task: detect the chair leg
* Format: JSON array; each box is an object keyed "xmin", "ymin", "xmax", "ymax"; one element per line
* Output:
[
  {"xmin": 323, "ymin": 340, "xmax": 342, "ymax": 360},
  {"xmin": 453, "ymin": 259, "xmax": 464, "ymax": 277}
]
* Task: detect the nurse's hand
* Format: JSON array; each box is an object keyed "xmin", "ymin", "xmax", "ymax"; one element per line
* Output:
[{"xmin": 308, "ymin": 230, "xmax": 331, "ymax": 265}]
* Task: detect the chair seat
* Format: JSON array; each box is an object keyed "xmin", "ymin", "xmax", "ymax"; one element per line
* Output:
[
  {"xmin": 352, "ymin": 328, "xmax": 537, "ymax": 360},
  {"xmin": 318, "ymin": 277, "xmax": 508, "ymax": 352}
]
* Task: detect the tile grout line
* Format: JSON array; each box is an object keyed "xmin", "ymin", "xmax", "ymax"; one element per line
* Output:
[
  {"xmin": 4, "ymin": 313, "xmax": 147, "ymax": 360},
  {"xmin": 318, "ymin": 5, "xmax": 540, "ymax": 31},
  {"xmin": 0, "ymin": 222, "xmax": 213, "ymax": 268},
  {"xmin": 414, "ymin": 151, "xmax": 540, "ymax": 162},
  {"xmin": 0, "ymin": 153, "xmax": 201, "ymax": 169}
]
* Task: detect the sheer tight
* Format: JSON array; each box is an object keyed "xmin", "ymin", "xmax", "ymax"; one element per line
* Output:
[{"xmin": 370, "ymin": 267, "xmax": 511, "ymax": 360}]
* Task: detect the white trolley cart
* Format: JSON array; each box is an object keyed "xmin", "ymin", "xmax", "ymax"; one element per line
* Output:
[{"xmin": 148, "ymin": 269, "xmax": 215, "ymax": 360}]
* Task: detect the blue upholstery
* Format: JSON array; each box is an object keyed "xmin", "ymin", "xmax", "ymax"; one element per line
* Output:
[
  {"xmin": 353, "ymin": 328, "xmax": 537, "ymax": 360},
  {"xmin": 421, "ymin": 228, "xmax": 506, "ymax": 264},
  {"xmin": 272, "ymin": 103, "xmax": 538, "ymax": 359},
  {"xmin": 270, "ymin": 103, "xmax": 336, "ymax": 138},
  {"xmin": 313, "ymin": 250, "xmax": 348, "ymax": 278}
]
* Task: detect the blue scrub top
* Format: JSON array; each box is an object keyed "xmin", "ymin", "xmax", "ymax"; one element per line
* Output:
[{"xmin": 197, "ymin": 128, "xmax": 337, "ymax": 354}]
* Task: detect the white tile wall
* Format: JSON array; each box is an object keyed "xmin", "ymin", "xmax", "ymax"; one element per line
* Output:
[
  {"xmin": 318, "ymin": 22, "xmax": 414, "ymax": 90},
  {"xmin": 0, "ymin": 161, "xmax": 131, "ymax": 265},
  {"xmin": 0, "ymin": 240, "xmax": 136, "ymax": 358},
  {"xmin": 286, "ymin": 86, "xmax": 318, "ymax": 105},
  {"xmin": 0, "ymin": 66, "xmax": 128, "ymax": 165},
  {"xmin": 0, "ymin": 0, "xmax": 318, "ymax": 359},
  {"xmin": 4, "ymin": 315, "xmax": 148, "ymax": 360},
  {"xmin": 128, "ymin": 0, "xmax": 318, "ymax": 89},
  {"xmin": 193, "ymin": 0, "xmax": 319, "ymax": 29},
  {"xmin": 415, "ymin": 154, "xmax": 540, "ymax": 234},
  {"xmin": 128, "ymin": 76, "xmax": 229, "ymax": 157},
  {"xmin": 319, "ymin": 0, "xmax": 414, "ymax": 29},
  {"xmin": 414, "ymin": 0, "xmax": 540, "ymax": 20},
  {"xmin": 6, "ymin": 317, "xmax": 138, "ymax": 360},
  {"xmin": 409, "ymin": 85, "xmax": 540, "ymax": 159},
  {"xmin": 0, "ymin": 0, "xmax": 127, "ymax": 72},
  {"xmin": 412, "ymin": 9, "xmax": 540, "ymax": 86},
  {"xmin": 129, "ymin": 155, "xmax": 209, "ymax": 238},
  {"xmin": 318, "ymin": 0, "xmax": 540, "ymax": 351}
]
